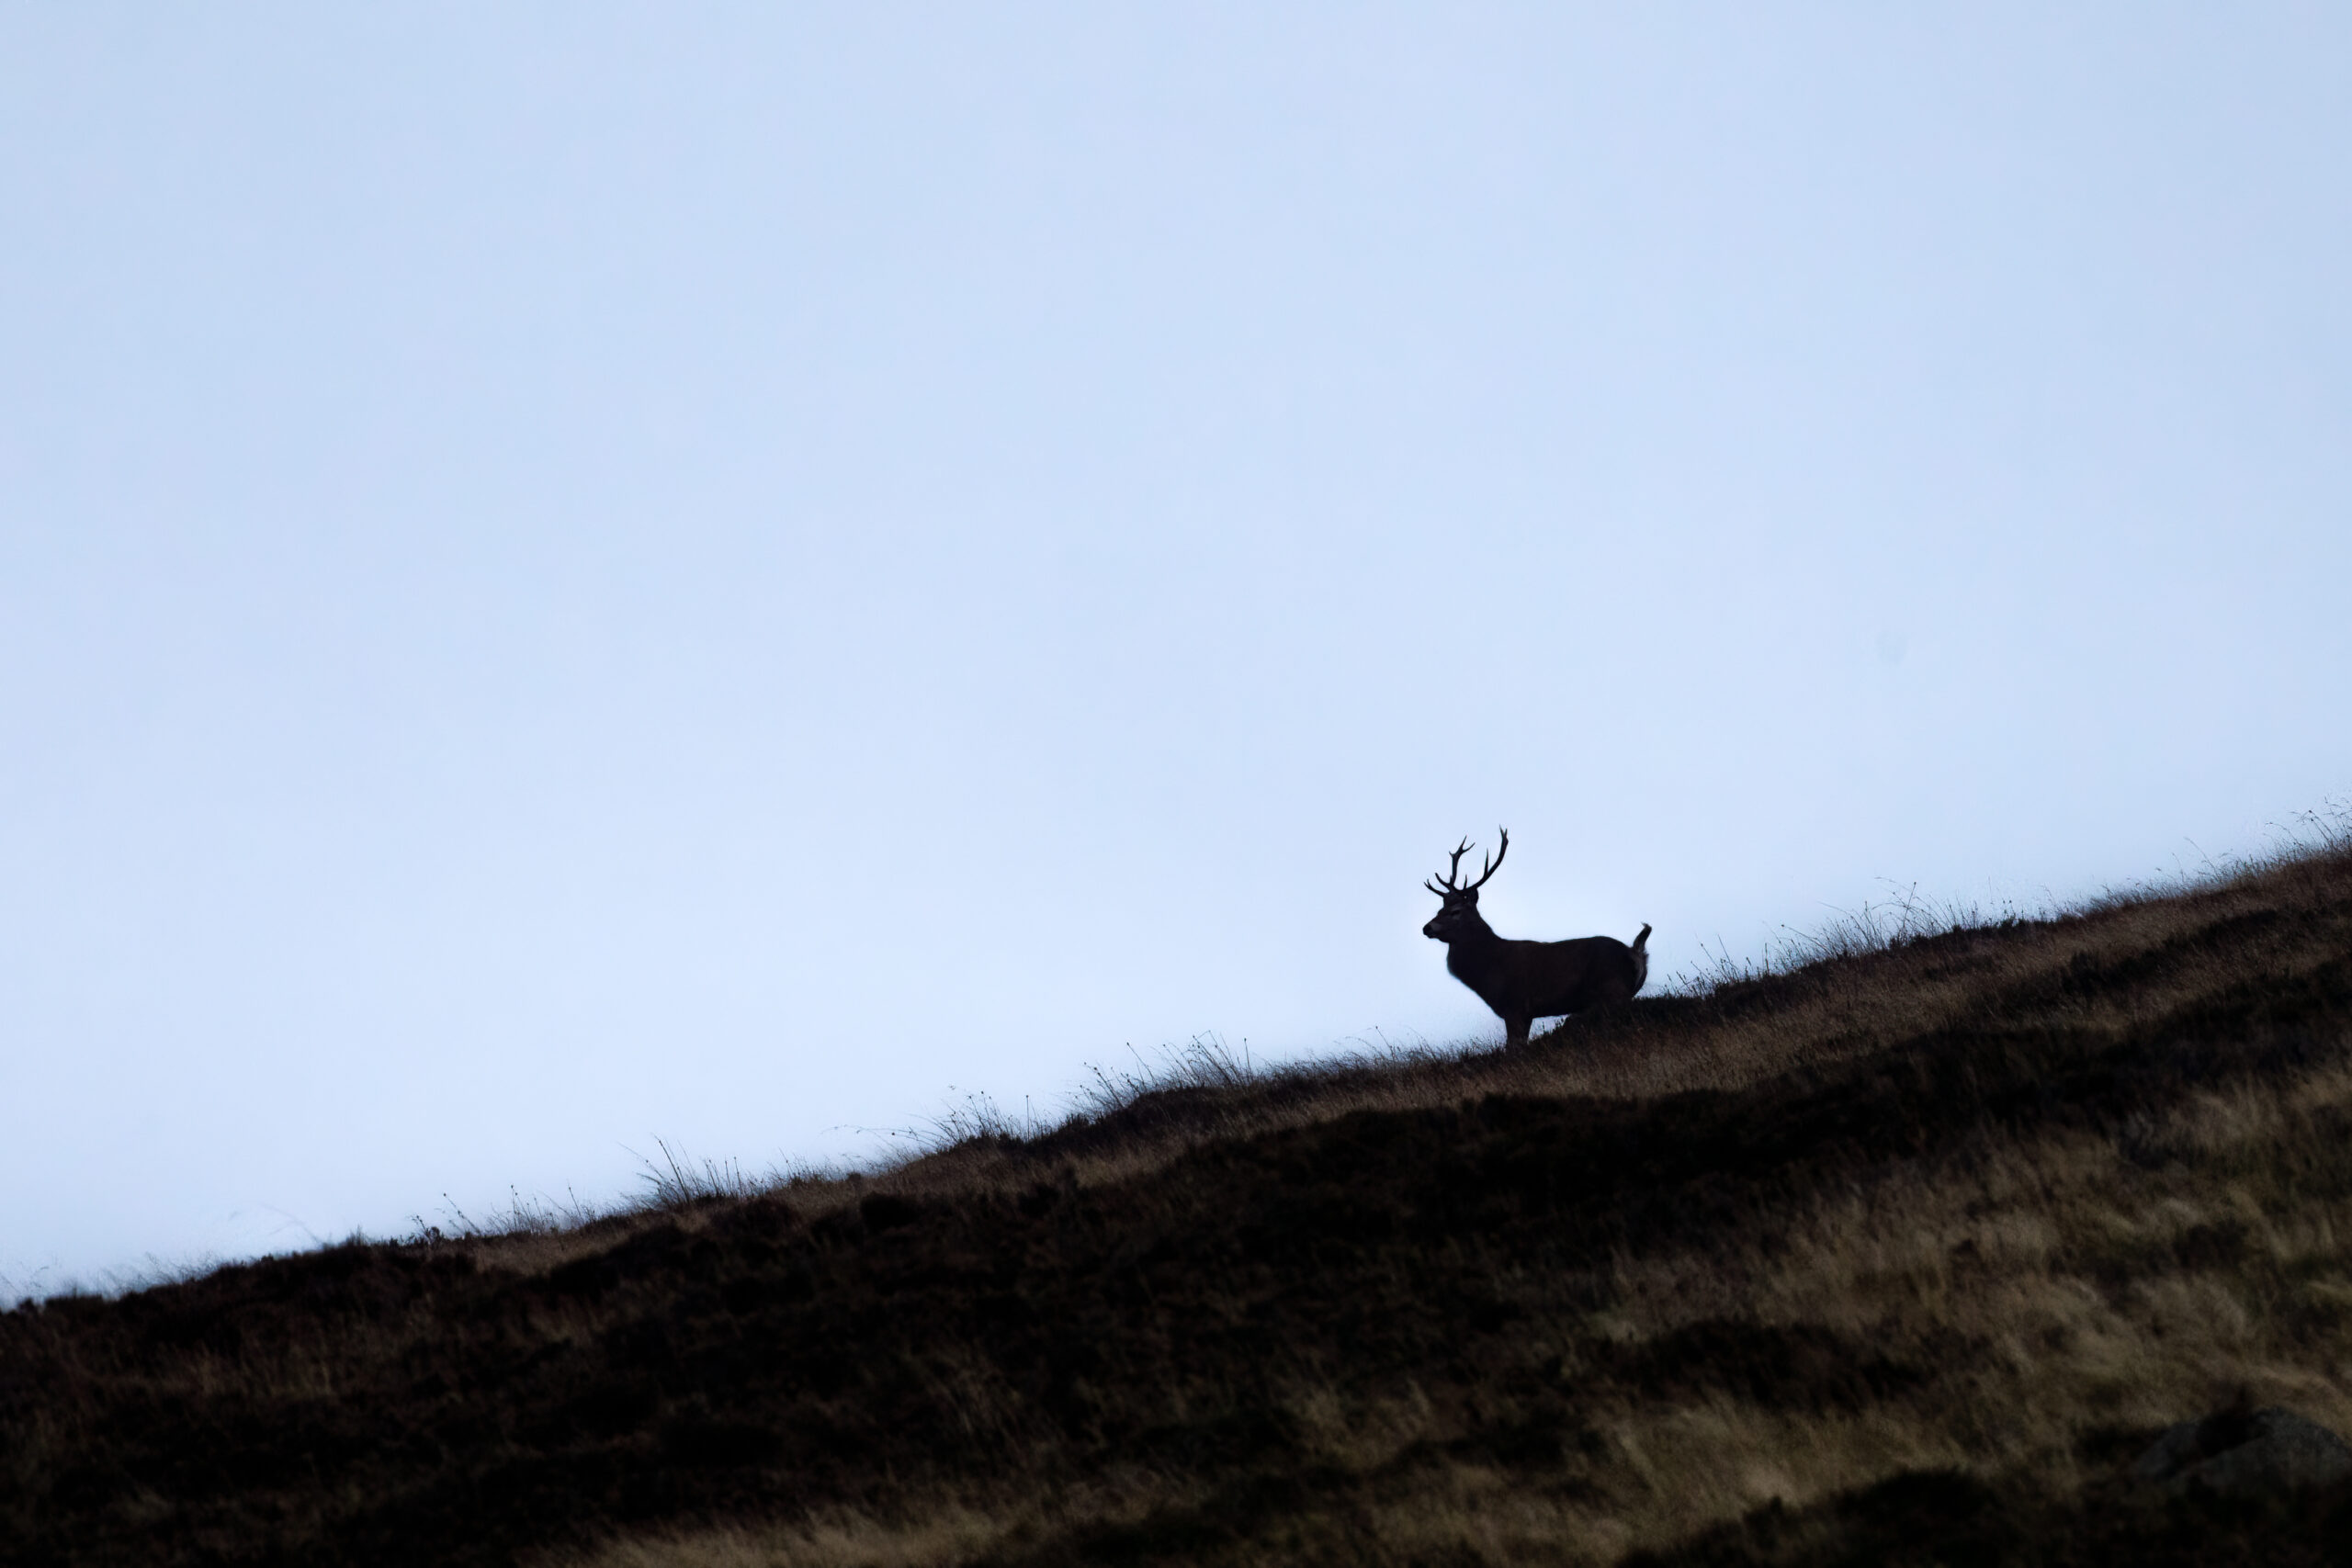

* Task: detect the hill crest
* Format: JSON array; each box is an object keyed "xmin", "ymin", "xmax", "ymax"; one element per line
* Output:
[{"xmin": 7, "ymin": 829, "xmax": 2352, "ymax": 1565}]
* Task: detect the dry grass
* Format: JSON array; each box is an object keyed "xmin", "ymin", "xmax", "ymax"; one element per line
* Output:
[
  {"xmin": 9, "ymin": 819, "xmax": 2352, "ymax": 1566},
  {"xmin": 535, "ymin": 830, "xmax": 2352, "ymax": 1566}
]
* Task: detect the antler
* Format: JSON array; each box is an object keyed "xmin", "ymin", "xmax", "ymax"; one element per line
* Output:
[
  {"xmin": 1425, "ymin": 838, "xmax": 1475, "ymax": 896},
  {"xmin": 1467, "ymin": 826, "xmax": 1508, "ymax": 891},
  {"xmin": 1426, "ymin": 828, "xmax": 1509, "ymax": 896}
]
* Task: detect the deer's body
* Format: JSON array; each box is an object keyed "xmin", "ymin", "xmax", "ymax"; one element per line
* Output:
[{"xmin": 1422, "ymin": 829, "xmax": 1650, "ymax": 1047}]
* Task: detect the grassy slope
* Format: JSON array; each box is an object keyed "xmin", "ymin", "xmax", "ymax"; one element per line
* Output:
[{"xmin": 7, "ymin": 844, "xmax": 2352, "ymax": 1566}]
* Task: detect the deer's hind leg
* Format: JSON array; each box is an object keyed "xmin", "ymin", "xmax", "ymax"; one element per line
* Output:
[{"xmin": 1504, "ymin": 1014, "xmax": 1532, "ymax": 1049}]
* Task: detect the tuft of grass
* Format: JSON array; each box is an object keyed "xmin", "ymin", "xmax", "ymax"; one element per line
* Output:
[{"xmin": 628, "ymin": 1139, "xmax": 766, "ymax": 1211}]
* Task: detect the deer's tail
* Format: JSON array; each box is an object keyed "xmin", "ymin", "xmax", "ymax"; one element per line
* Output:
[{"xmin": 1629, "ymin": 923, "xmax": 1652, "ymax": 995}]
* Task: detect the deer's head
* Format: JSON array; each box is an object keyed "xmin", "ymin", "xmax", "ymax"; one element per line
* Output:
[{"xmin": 1421, "ymin": 829, "xmax": 1507, "ymax": 942}]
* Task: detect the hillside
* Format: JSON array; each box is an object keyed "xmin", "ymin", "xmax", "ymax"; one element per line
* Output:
[{"xmin": 8, "ymin": 835, "xmax": 2352, "ymax": 1565}]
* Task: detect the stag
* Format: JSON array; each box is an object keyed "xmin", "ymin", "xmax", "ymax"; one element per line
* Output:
[{"xmin": 1422, "ymin": 829, "xmax": 1650, "ymax": 1047}]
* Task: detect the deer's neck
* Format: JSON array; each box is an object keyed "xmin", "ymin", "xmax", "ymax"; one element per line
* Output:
[{"xmin": 1442, "ymin": 916, "xmax": 1506, "ymax": 980}]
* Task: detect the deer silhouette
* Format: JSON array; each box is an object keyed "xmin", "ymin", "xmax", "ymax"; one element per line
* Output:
[{"xmin": 1422, "ymin": 829, "xmax": 1650, "ymax": 1047}]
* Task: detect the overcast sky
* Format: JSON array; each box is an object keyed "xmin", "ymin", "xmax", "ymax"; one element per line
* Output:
[{"xmin": 5, "ymin": 5, "xmax": 2347, "ymax": 1294}]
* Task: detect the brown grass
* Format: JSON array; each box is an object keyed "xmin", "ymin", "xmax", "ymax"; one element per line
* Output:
[
  {"xmin": 7, "ymin": 823, "xmax": 2352, "ymax": 1565},
  {"xmin": 553, "ymin": 1054, "xmax": 2352, "ymax": 1566}
]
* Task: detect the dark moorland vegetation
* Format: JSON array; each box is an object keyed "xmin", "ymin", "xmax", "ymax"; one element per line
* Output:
[{"xmin": 9, "ymin": 829, "xmax": 2352, "ymax": 1565}]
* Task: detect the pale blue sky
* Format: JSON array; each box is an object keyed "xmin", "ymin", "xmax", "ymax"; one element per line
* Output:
[{"xmin": 5, "ymin": 5, "xmax": 2347, "ymax": 1292}]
